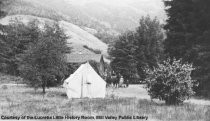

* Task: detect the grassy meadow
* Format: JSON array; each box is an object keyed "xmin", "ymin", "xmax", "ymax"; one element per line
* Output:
[
  {"xmin": 0, "ymin": 84, "xmax": 210, "ymax": 121},
  {"xmin": 0, "ymin": 73, "xmax": 209, "ymax": 121}
]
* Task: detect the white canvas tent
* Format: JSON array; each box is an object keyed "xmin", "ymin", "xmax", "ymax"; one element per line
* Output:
[{"xmin": 63, "ymin": 62, "xmax": 106, "ymax": 98}]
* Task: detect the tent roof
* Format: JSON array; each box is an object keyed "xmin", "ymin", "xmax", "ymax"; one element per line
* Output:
[
  {"xmin": 63, "ymin": 62, "xmax": 106, "ymax": 98},
  {"xmin": 65, "ymin": 62, "xmax": 106, "ymax": 83}
]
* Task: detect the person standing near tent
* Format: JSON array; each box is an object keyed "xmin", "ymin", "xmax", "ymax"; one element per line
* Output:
[
  {"xmin": 125, "ymin": 79, "xmax": 129, "ymax": 87},
  {"xmin": 119, "ymin": 76, "xmax": 124, "ymax": 87},
  {"xmin": 112, "ymin": 73, "xmax": 118, "ymax": 88}
]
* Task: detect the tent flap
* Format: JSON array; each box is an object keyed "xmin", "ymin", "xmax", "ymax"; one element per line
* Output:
[{"xmin": 63, "ymin": 62, "xmax": 106, "ymax": 98}]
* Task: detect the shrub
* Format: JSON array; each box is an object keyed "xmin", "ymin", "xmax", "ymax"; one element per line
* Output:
[
  {"xmin": 145, "ymin": 58, "xmax": 197, "ymax": 105},
  {"xmin": 83, "ymin": 45, "xmax": 101, "ymax": 54}
]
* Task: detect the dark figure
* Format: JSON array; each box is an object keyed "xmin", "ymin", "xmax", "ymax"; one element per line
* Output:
[
  {"xmin": 105, "ymin": 76, "xmax": 113, "ymax": 87},
  {"xmin": 113, "ymin": 74, "xmax": 120, "ymax": 88},
  {"xmin": 125, "ymin": 79, "xmax": 129, "ymax": 88}
]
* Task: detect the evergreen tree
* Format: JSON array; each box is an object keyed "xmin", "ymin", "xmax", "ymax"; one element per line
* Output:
[
  {"xmin": 164, "ymin": 0, "xmax": 196, "ymax": 61},
  {"xmin": 192, "ymin": 0, "xmax": 210, "ymax": 96},
  {"xmin": 164, "ymin": 0, "xmax": 210, "ymax": 97}
]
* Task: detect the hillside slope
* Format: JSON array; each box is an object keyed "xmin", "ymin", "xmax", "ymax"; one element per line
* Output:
[
  {"xmin": 2, "ymin": 0, "xmax": 117, "ymax": 35},
  {"xmin": 2, "ymin": 0, "xmax": 166, "ymax": 33},
  {"xmin": 0, "ymin": 15, "xmax": 108, "ymax": 54},
  {"xmin": 1, "ymin": 0, "xmax": 166, "ymax": 55}
]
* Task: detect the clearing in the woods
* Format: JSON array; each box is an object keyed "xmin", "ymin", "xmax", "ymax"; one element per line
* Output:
[{"xmin": 0, "ymin": 74, "xmax": 210, "ymax": 121}]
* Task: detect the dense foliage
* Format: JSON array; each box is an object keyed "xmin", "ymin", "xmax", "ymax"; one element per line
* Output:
[
  {"xmin": 109, "ymin": 31, "xmax": 138, "ymax": 82},
  {"xmin": 83, "ymin": 45, "xmax": 101, "ymax": 54},
  {"xmin": 109, "ymin": 16, "xmax": 164, "ymax": 83},
  {"xmin": 164, "ymin": 0, "xmax": 195, "ymax": 61},
  {"xmin": 0, "ymin": 20, "xmax": 34, "ymax": 75},
  {"xmin": 164, "ymin": 0, "xmax": 210, "ymax": 97},
  {"xmin": 0, "ymin": 1, "xmax": 6, "ymax": 18},
  {"xmin": 0, "ymin": 0, "xmax": 7, "ymax": 72},
  {"xmin": 0, "ymin": 19, "xmax": 71, "ymax": 93},
  {"xmin": 18, "ymin": 21, "xmax": 71, "ymax": 93},
  {"xmin": 94, "ymin": 31, "xmax": 118, "ymax": 45},
  {"xmin": 145, "ymin": 58, "xmax": 196, "ymax": 105},
  {"xmin": 135, "ymin": 16, "xmax": 164, "ymax": 81}
]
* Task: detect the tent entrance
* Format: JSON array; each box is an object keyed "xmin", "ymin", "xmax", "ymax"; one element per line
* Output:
[{"xmin": 63, "ymin": 62, "xmax": 106, "ymax": 98}]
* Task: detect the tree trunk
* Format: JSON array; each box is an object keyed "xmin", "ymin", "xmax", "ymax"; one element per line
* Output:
[
  {"xmin": 42, "ymin": 86, "xmax": 45, "ymax": 94},
  {"xmin": 42, "ymin": 80, "xmax": 46, "ymax": 94}
]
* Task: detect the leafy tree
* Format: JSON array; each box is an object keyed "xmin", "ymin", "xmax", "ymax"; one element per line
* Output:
[
  {"xmin": 109, "ymin": 31, "xmax": 138, "ymax": 82},
  {"xmin": 18, "ymin": 22, "xmax": 71, "ymax": 93},
  {"xmin": 145, "ymin": 58, "xmax": 196, "ymax": 105},
  {"xmin": 135, "ymin": 16, "xmax": 164, "ymax": 81},
  {"xmin": 0, "ymin": 20, "xmax": 38, "ymax": 75},
  {"xmin": 109, "ymin": 16, "xmax": 164, "ymax": 83}
]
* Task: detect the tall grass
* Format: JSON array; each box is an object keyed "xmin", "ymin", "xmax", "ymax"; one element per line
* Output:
[{"xmin": 0, "ymin": 85, "xmax": 209, "ymax": 121}]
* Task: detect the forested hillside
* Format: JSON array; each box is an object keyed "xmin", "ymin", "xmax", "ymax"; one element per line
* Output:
[{"xmin": 1, "ymin": 0, "xmax": 166, "ymax": 44}]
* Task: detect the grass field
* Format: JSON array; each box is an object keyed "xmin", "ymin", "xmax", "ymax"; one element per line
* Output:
[{"xmin": 0, "ymin": 74, "xmax": 210, "ymax": 121}]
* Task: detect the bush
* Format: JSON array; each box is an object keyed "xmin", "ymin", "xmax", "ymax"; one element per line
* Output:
[
  {"xmin": 83, "ymin": 45, "xmax": 101, "ymax": 54},
  {"xmin": 145, "ymin": 58, "xmax": 197, "ymax": 105}
]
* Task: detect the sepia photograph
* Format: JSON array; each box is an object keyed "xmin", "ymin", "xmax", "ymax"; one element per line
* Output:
[{"xmin": 0, "ymin": 0, "xmax": 210, "ymax": 120}]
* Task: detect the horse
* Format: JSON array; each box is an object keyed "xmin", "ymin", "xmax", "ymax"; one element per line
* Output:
[
  {"xmin": 113, "ymin": 77, "xmax": 119, "ymax": 88},
  {"xmin": 105, "ymin": 74, "xmax": 119, "ymax": 88},
  {"xmin": 105, "ymin": 76, "xmax": 113, "ymax": 87}
]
